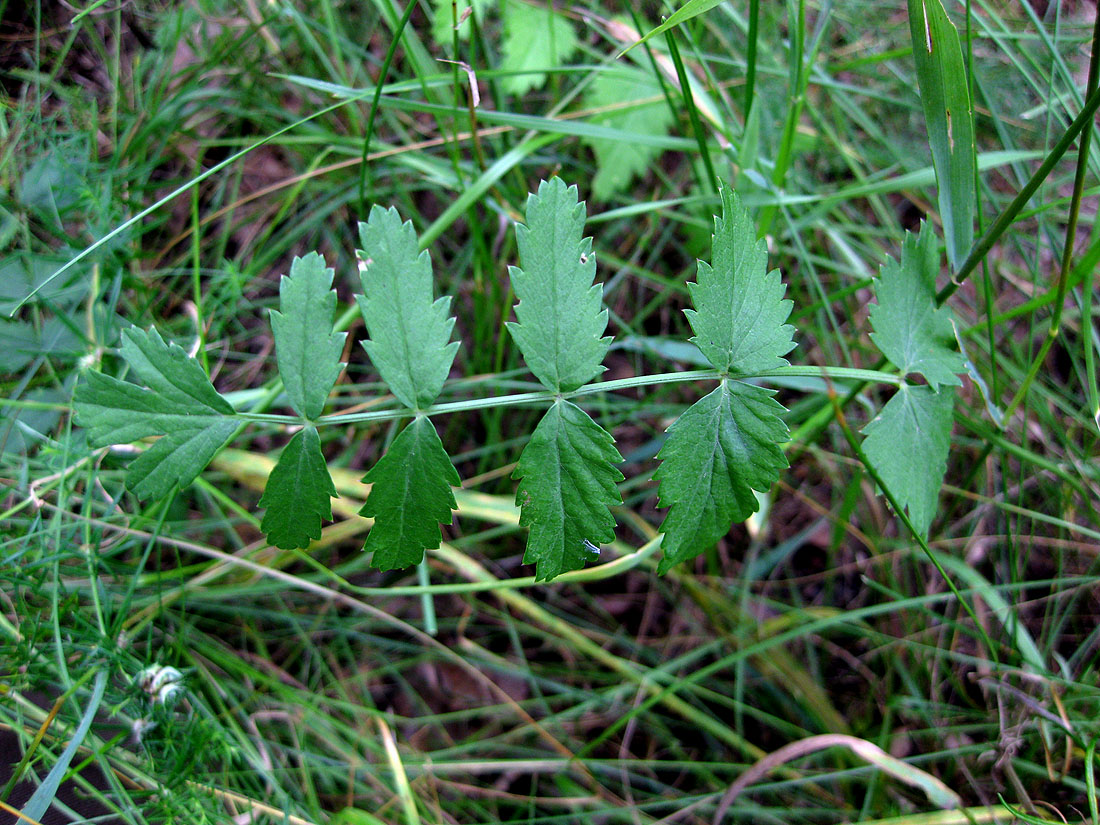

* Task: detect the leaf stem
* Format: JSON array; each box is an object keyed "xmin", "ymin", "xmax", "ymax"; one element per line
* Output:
[
  {"xmin": 309, "ymin": 366, "xmax": 905, "ymax": 426},
  {"xmin": 825, "ymin": 379, "xmax": 1000, "ymax": 666}
]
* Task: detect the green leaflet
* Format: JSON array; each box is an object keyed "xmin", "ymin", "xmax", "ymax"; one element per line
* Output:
[
  {"xmin": 686, "ymin": 184, "xmax": 795, "ymax": 375},
  {"xmin": 499, "ymin": 0, "xmax": 578, "ymax": 95},
  {"xmin": 585, "ymin": 66, "xmax": 675, "ymax": 201},
  {"xmin": 513, "ymin": 400, "xmax": 623, "ymax": 582},
  {"xmin": 73, "ymin": 327, "xmax": 236, "ymax": 499},
  {"xmin": 116, "ymin": 326, "xmax": 233, "ymax": 414},
  {"xmin": 507, "ymin": 178, "xmax": 611, "ymax": 393},
  {"xmin": 654, "ymin": 381, "xmax": 789, "ymax": 573},
  {"xmin": 869, "ymin": 223, "xmax": 965, "ymax": 390},
  {"xmin": 356, "ymin": 205, "xmax": 459, "ymax": 410},
  {"xmin": 270, "ymin": 252, "xmax": 346, "ymax": 420},
  {"xmin": 360, "ymin": 416, "xmax": 461, "ymax": 571},
  {"xmin": 861, "ymin": 384, "xmax": 954, "ymax": 538},
  {"xmin": 908, "ymin": 0, "xmax": 975, "ymax": 271},
  {"xmin": 259, "ymin": 425, "xmax": 337, "ymax": 549}
]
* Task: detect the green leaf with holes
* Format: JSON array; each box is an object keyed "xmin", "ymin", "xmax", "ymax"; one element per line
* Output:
[{"xmin": 506, "ymin": 178, "xmax": 611, "ymax": 393}]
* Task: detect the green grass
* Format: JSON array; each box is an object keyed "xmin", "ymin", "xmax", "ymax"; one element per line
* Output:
[{"xmin": 2, "ymin": 0, "xmax": 1099, "ymax": 823}]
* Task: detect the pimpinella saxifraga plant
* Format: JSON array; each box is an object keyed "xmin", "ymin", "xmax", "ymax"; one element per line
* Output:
[{"xmin": 74, "ymin": 178, "xmax": 965, "ymax": 581}]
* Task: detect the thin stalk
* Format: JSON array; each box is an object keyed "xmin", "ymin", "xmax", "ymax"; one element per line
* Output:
[
  {"xmin": 936, "ymin": 82, "xmax": 1100, "ymax": 305},
  {"xmin": 357, "ymin": 0, "xmax": 418, "ymax": 215},
  {"xmin": 745, "ymin": 0, "xmax": 759, "ymax": 116},
  {"xmin": 665, "ymin": 29, "xmax": 716, "ymax": 194},
  {"xmin": 825, "ymin": 379, "xmax": 1000, "ymax": 666},
  {"xmin": 1002, "ymin": 4, "xmax": 1100, "ymax": 420}
]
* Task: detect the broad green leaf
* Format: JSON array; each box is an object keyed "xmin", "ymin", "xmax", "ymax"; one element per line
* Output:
[
  {"xmin": 356, "ymin": 205, "xmax": 459, "ymax": 410},
  {"xmin": 270, "ymin": 252, "xmax": 346, "ymax": 420},
  {"xmin": 259, "ymin": 425, "xmax": 337, "ymax": 549},
  {"xmin": 513, "ymin": 400, "xmax": 623, "ymax": 582},
  {"xmin": 73, "ymin": 327, "xmax": 236, "ymax": 499},
  {"xmin": 506, "ymin": 178, "xmax": 611, "ymax": 393},
  {"xmin": 616, "ymin": 0, "xmax": 727, "ymax": 57},
  {"xmin": 869, "ymin": 224, "xmax": 964, "ymax": 390},
  {"xmin": 585, "ymin": 67, "xmax": 675, "ymax": 200},
  {"xmin": 908, "ymin": 0, "xmax": 975, "ymax": 270},
  {"xmin": 430, "ymin": 0, "xmax": 491, "ymax": 45},
  {"xmin": 360, "ymin": 416, "xmax": 460, "ymax": 571},
  {"xmin": 685, "ymin": 185, "xmax": 795, "ymax": 375},
  {"xmin": 654, "ymin": 380, "xmax": 788, "ymax": 573},
  {"xmin": 499, "ymin": 0, "xmax": 577, "ymax": 95},
  {"xmin": 861, "ymin": 384, "xmax": 954, "ymax": 538}
]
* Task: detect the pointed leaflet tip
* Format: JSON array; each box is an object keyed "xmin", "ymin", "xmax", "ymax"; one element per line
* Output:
[
  {"xmin": 72, "ymin": 326, "xmax": 237, "ymax": 499},
  {"xmin": 360, "ymin": 416, "xmax": 460, "ymax": 571},
  {"xmin": 356, "ymin": 206, "xmax": 459, "ymax": 410},
  {"xmin": 260, "ymin": 424, "xmax": 338, "ymax": 549},
  {"xmin": 506, "ymin": 178, "xmax": 611, "ymax": 393},
  {"xmin": 869, "ymin": 222, "xmax": 964, "ymax": 390},
  {"xmin": 685, "ymin": 184, "xmax": 795, "ymax": 375},
  {"xmin": 269, "ymin": 252, "xmax": 347, "ymax": 420}
]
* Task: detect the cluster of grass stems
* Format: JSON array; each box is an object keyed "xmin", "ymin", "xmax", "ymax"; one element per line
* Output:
[{"xmin": 2, "ymin": 0, "xmax": 1099, "ymax": 822}]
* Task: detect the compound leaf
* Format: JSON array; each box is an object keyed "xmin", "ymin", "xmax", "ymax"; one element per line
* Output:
[
  {"xmin": 869, "ymin": 224, "xmax": 965, "ymax": 390},
  {"xmin": 513, "ymin": 400, "xmax": 623, "ymax": 582},
  {"xmin": 585, "ymin": 66, "xmax": 675, "ymax": 200},
  {"xmin": 686, "ymin": 185, "xmax": 795, "ymax": 375},
  {"xmin": 360, "ymin": 416, "xmax": 460, "ymax": 571},
  {"xmin": 861, "ymin": 384, "xmax": 954, "ymax": 538},
  {"xmin": 270, "ymin": 252, "xmax": 346, "ymax": 420},
  {"xmin": 506, "ymin": 178, "xmax": 611, "ymax": 393},
  {"xmin": 73, "ymin": 327, "xmax": 236, "ymax": 499},
  {"xmin": 655, "ymin": 380, "xmax": 788, "ymax": 573},
  {"xmin": 500, "ymin": 0, "xmax": 578, "ymax": 95},
  {"xmin": 356, "ymin": 205, "xmax": 459, "ymax": 410},
  {"xmin": 259, "ymin": 425, "xmax": 337, "ymax": 549}
]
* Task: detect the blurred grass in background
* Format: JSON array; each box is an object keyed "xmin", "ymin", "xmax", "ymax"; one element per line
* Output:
[{"xmin": 2, "ymin": 0, "xmax": 1099, "ymax": 822}]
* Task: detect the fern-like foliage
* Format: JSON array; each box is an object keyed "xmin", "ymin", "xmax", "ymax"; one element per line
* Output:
[
  {"xmin": 686, "ymin": 186, "xmax": 795, "ymax": 375},
  {"xmin": 259, "ymin": 424, "xmax": 338, "ymax": 549},
  {"xmin": 261, "ymin": 253, "xmax": 344, "ymax": 548},
  {"xmin": 270, "ymin": 252, "xmax": 346, "ymax": 420},
  {"xmin": 360, "ymin": 417, "xmax": 461, "ymax": 571},
  {"xmin": 69, "ymin": 177, "xmax": 961, "ymax": 579},
  {"xmin": 513, "ymin": 400, "xmax": 623, "ymax": 582},
  {"xmin": 357, "ymin": 206, "xmax": 459, "ymax": 411}
]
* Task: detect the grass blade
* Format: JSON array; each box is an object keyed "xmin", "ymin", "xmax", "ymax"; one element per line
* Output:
[{"xmin": 908, "ymin": 0, "xmax": 976, "ymax": 270}]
